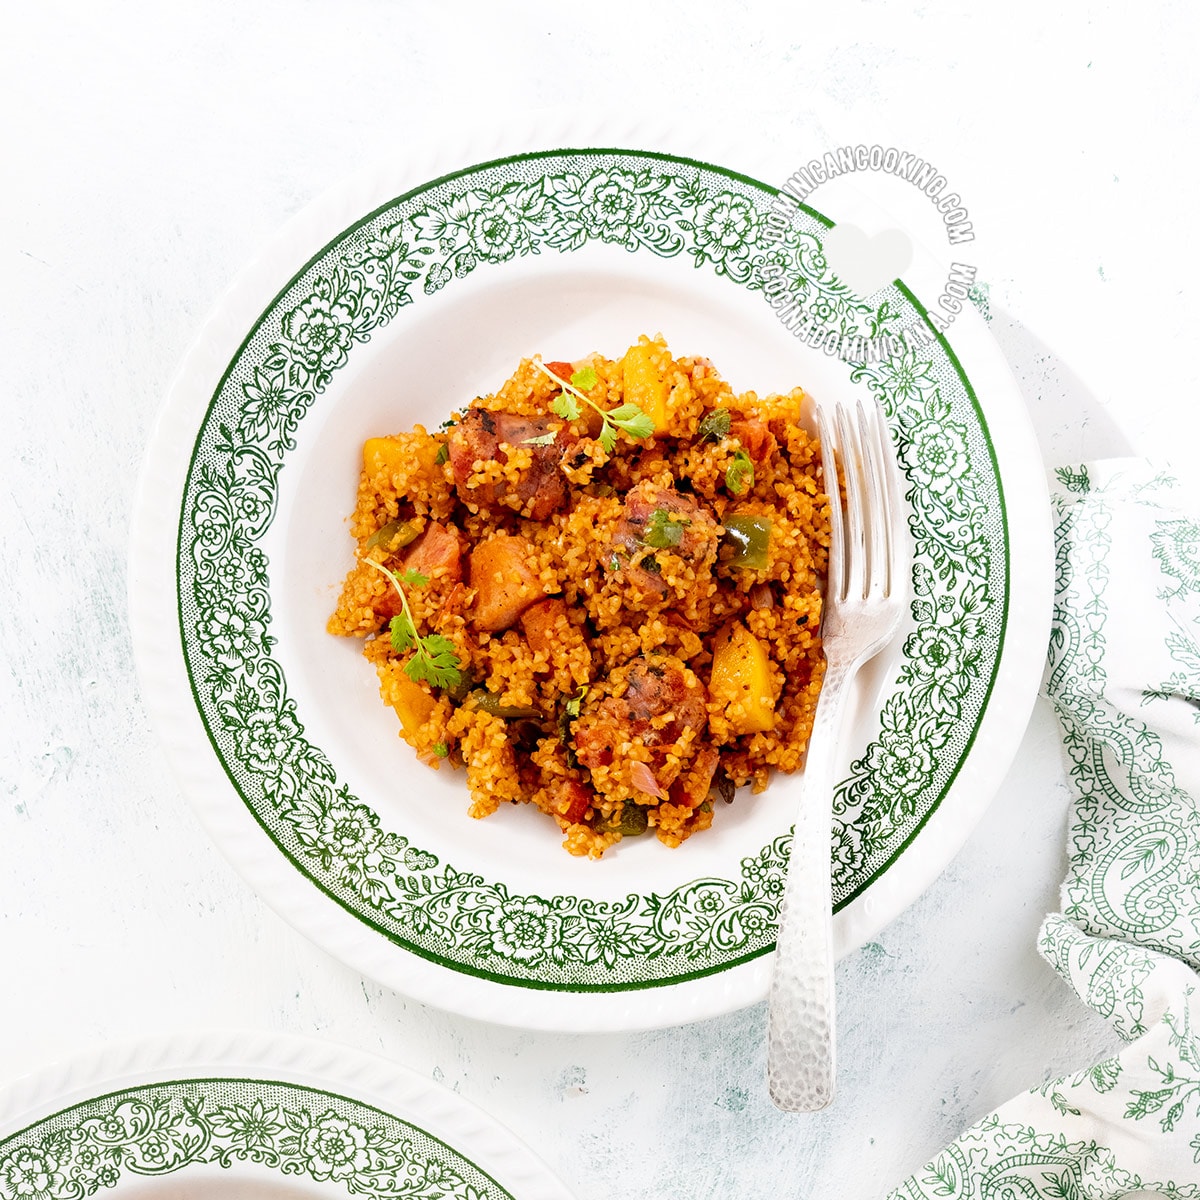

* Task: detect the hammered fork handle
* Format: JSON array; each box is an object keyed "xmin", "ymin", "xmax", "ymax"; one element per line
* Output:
[
  {"xmin": 765, "ymin": 398, "xmax": 906, "ymax": 1113},
  {"xmin": 765, "ymin": 657, "xmax": 850, "ymax": 1112}
]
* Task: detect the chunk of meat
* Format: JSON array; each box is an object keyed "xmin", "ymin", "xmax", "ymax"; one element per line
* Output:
[
  {"xmin": 468, "ymin": 533, "xmax": 548, "ymax": 632},
  {"xmin": 368, "ymin": 521, "xmax": 463, "ymax": 624},
  {"xmin": 518, "ymin": 595, "xmax": 593, "ymax": 683},
  {"xmin": 574, "ymin": 657, "xmax": 709, "ymax": 777},
  {"xmin": 520, "ymin": 597, "xmax": 568, "ymax": 657},
  {"xmin": 554, "ymin": 779, "xmax": 592, "ymax": 825},
  {"xmin": 371, "ymin": 588, "xmax": 402, "ymax": 623},
  {"xmin": 572, "ymin": 719, "xmax": 614, "ymax": 769},
  {"xmin": 729, "ymin": 416, "xmax": 777, "ymax": 465},
  {"xmin": 448, "ymin": 407, "xmax": 575, "ymax": 520},
  {"xmin": 608, "ymin": 480, "xmax": 721, "ymax": 596},
  {"xmin": 403, "ymin": 520, "xmax": 464, "ymax": 583},
  {"xmin": 622, "ymin": 657, "xmax": 708, "ymax": 741},
  {"xmin": 669, "ymin": 744, "xmax": 720, "ymax": 810}
]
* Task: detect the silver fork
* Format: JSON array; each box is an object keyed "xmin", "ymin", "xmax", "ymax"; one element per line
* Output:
[{"xmin": 766, "ymin": 399, "xmax": 908, "ymax": 1113}]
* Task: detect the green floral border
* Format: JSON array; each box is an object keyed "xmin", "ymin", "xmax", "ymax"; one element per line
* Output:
[
  {"xmin": 0, "ymin": 1079, "xmax": 508, "ymax": 1199},
  {"xmin": 177, "ymin": 149, "xmax": 1008, "ymax": 989}
]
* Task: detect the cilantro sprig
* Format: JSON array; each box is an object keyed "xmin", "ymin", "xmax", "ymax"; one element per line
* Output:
[
  {"xmin": 641, "ymin": 507, "xmax": 691, "ymax": 549},
  {"xmin": 532, "ymin": 359, "xmax": 656, "ymax": 453},
  {"xmin": 697, "ymin": 408, "xmax": 731, "ymax": 443},
  {"xmin": 362, "ymin": 556, "xmax": 463, "ymax": 689},
  {"xmin": 726, "ymin": 447, "xmax": 755, "ymax": 495}
]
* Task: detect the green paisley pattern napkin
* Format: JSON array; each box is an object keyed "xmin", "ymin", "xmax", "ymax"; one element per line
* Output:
[{"xmin": 890, "ymin": 460, "xmax": 1200, "ymax": 1199}]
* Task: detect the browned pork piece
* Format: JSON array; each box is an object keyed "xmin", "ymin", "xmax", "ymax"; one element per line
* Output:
[
  {"xmin": 468, "ymin": 532, "xmax": 550, "ymax": 632},
  {"xmin": 370, "ymin": 520, "xmax": 464, "ymax": 623},
  {"xmin": 447, "ymin": 407, "xmax": 575, "ymax": 520},
  {"xmin": 608, "ymin": 480, "xmax": 721, "ymax": 597},
  {"xmin": 573, "ymin": 656, "xmax": 710, "ymax": 802}
]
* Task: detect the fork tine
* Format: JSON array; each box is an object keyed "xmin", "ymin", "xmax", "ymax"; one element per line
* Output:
[
  {"xmin": 835, "ymin": 404, "xmax": 866, "ymax": 602},
  {"xmin": 856, "ymin": 401, "xmax": 889, "ymax": 599},
  {"xmin": 872, "ymin": 401, "xmax": 907, "ymax": 599},
  {"xmin": 815, "ymin": 406, "xmax": 845, "ymax": 604}
]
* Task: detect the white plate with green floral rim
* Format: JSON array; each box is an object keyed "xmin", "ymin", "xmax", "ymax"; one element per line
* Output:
[
  {"xmin": 0, "ymin": 1032, "xmax": 573, "ymax": 1199},
  {"xmin": 129, "ymin": 130, "xmax": 1052, "ymax": 1031}
]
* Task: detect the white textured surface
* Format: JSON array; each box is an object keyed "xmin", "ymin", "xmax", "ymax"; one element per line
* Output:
[{"xmin": 2, "ymin": 2, "xmax": 1195, "ymax": 1196}]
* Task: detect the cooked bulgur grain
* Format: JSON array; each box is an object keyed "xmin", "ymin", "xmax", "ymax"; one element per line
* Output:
[{"xmin": 328, "ymin": 336, "xmax": 829, "ymax": 857}]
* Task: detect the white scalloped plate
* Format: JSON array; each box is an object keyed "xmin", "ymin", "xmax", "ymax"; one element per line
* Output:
[
  {"xmin": 129, "ymin": 123, "xmax": 1052, "ymax": 1031},
  {"xmin": 0, "ymin": 1033, "xmax": 574, "ymax": 1199}
]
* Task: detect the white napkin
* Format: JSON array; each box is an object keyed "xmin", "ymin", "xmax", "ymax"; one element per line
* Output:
[{"xmin": 888, "ymin": 460, "xmax": 1200, "ymax": 1198}]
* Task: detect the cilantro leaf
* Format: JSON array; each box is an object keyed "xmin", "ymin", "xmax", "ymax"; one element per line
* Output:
[
  {"xmin": 726, "ymin": 447, "xmax": 755, "ymax": 495},
  {"xmin": 570, "ymin": 365, "xmax": 598, "ymax": 392},
  {"xmin": 550, "ymin": 393, "xmax": 580, "ymax": 420},
  {"xmin": 435, "ymin": 443, "xmax": 449, "ymax": 465},
  {"xmin": 364, "ymin": 557, "xmax": 463, "ymax": 690},
  {"xmin": 390, "ymin": 613, "xmax": 416, "ymax": 653},
  {"xmin": 531, "ymin": 357, "xmax": 653, "ymax": 450},
  {"xmin": 606, "ymin": 403, "xmax": 656, "ymax": 440},
  {"xmin": 641, "ymin": 507, "xmax": 690, "ymax": 549},
  {"xmin": 698, "ymin": 408, "xmax": 731, "ymax": 442},
  {"xmin": 405, "ymin": 634, "xmax": 463, "ymax": 689}
]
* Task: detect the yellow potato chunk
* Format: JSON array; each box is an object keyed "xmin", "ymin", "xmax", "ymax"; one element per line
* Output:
[
  {"xmin": 621, "ymin": 340, "xmax": 671, "ymax": 435},
  {"xmin": 378, "ymin": 663, "xmax": 436, "ymax": 746},
  {"xmin": 363, "ymin": 435, "xmax": 407, "ymax": 478},
  {"xmin": 709, "ymin": 620, "xmax": 778, "ymax": 734},
  {"xmin": 363, "ymin": 431, "xmax": 443, "ymax": 481}
]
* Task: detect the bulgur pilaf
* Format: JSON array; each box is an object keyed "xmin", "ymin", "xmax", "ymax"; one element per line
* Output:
[{"xmin": 328, "ymin": 336, "xmax": 830, "ymax": 857}]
